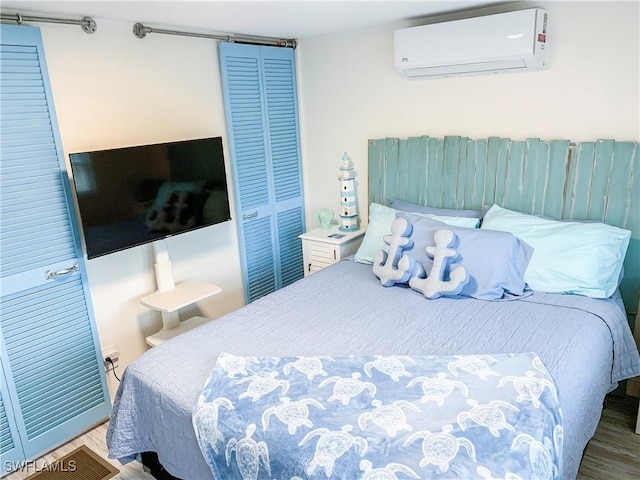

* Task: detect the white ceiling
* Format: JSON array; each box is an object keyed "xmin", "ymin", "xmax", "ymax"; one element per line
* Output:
[{"xmin": 1, "ymin": 1, "xmax": 501, "ymax": 39}]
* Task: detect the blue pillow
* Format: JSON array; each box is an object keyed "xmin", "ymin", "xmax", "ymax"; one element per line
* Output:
[
  {"xmin": 390, "ymin": 199, "xmax": 482, "ymax": 219},
  {"xmin": 398, "ymin": 212, "xmax": 533, "ymax": 300},
  {"xmin": 398, "ymin": 211, "xmax": 480, "ymax": 229},
  {"xmin": 480, "ymin": 204, "xmax": 631, "ymax": 298},
  {"xmin": 354, "ymin": 203, "xmax": 479, "ymax": 264}
]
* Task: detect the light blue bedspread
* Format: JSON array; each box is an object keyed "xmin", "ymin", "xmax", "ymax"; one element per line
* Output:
[
  {"xmin": 194, "ymin": 352, "xmax": 563, "ymax": 480},
  {"xmin": 107, "ymin": 259, "xmax": 640, "ymax": 480}
]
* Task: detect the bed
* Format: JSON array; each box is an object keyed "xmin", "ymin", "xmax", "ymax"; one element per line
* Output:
[{"xmin": 107, "ymin": 135, "xmax": 640, "ymax": 480}]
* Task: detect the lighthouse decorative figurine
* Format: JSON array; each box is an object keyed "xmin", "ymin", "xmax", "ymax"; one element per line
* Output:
[{"xmin": 338, "ymin": 152, "xmax": 360, "ymax": 232}]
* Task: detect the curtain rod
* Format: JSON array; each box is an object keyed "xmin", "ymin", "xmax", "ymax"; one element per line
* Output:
[
  {"xmin": 0, "ymin": 12, "xmax": 96, "ymax": 33},
  {"xmin": 133, "ymin": 22, "xmax": 297, "ymax": 48}
]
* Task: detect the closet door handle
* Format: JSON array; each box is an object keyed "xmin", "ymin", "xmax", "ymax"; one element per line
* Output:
[
  {"xmin": 45, "ymin": 263, "xmax": 79, "ymax": 280},
  {"xmin": 243, "ymin": 211, "xmax": 258, "ymax": 220}
]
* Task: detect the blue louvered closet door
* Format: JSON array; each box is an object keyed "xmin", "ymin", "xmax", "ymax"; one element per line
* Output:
[
  {"xmin": 0, "ymin": 359, "xmax": 23, "ymax": 472},
  {"xmin": 219, "ymin": 43, "xmax": 305, "ymax": 302},
  {"xmin": 0, "ymin": 25, "xmax": 110, "ymax": 473}
]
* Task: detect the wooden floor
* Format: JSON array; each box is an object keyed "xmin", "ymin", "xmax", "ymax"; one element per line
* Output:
[
  {"xmin": 4, "ymin": 395, "xmax": 639, "ymax": 480},
  {"xmin": 576, "ymin": 395, "xmax": 640, "ymax": 480}
]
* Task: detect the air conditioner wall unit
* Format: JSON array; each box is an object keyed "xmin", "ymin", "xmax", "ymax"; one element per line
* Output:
[{"xmin": 394, "ymin": 8, "xmax": 549, "ymax": 79}]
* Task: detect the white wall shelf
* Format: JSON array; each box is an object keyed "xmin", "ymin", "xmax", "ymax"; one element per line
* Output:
[
  {"xmin": 145, "ymin": 315, "xmax": 213, "ymax": 347},
  {"xmin": 140, "ymin": 280, "xmax": 221, "ymax": 313}
]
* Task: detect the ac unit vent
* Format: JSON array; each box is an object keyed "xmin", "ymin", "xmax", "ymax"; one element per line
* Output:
[{"xmin": 394, "ymin": 9, "xmax": 548, "ymax": 79}]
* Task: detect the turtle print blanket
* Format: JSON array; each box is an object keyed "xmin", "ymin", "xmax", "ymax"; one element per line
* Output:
[{"xmin": 193, "ymin": 352, "xmax": 563, "ymax": 480}]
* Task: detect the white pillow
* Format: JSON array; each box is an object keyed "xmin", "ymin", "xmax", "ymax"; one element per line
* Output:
[
  {"xmin": 353, "ymin": 203, "xmax": 479, "ymax": 264},
  {"xmin": 481, "ymin": 204, "xmax": 631, "ymax": 298}
]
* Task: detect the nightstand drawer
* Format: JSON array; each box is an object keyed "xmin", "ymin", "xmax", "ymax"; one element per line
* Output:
[{"xmin": 308, "ymin": 242, "xmax": 337, "ymax": 262}]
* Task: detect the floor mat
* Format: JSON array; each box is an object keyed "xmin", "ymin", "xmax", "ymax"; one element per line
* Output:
[{"xmin": 26, "ymin": 445, "xmax": 119, "ymax": 480}]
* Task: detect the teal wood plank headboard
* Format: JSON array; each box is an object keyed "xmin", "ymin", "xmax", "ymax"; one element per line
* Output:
[{"xmin": 368, "ymin": 136, "xmax": 639, "ymax": 313}]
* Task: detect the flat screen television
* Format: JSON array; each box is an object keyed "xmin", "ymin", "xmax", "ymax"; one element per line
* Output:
[{"xmin": 68, "ymin": 137, "xmax": 231, "ymax": 259}]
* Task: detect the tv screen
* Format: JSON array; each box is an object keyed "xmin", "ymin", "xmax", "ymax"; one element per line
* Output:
[{"xmin": 69, "ymin": 137, "xmax": 231, "ymax": 259}]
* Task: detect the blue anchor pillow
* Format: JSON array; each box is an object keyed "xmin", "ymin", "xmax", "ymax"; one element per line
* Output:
[
  {"xmin": 373, "ymin": 217, "xmax": 469, "ymax": 299},
  {"xmin": 371, "ymin": 216, "xmax": 416, "ymax": 287},
  {"xmin": 398, "ymin": 212, "xmax": 534, "ymax": 301}
]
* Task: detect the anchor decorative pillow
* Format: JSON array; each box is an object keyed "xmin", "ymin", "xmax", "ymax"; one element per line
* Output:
[
  {"xmin": 372, "ymin": 216, "xmax": 469, "ymax": 299},
  {"xmin": 371, "ymin": 216, "xmax": 417, "ymax": 287}
]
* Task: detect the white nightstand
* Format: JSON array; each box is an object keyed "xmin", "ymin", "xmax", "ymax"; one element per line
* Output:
[{"xmin": 299, "ymin": 226, "xmax": 364, "ymax": 276}]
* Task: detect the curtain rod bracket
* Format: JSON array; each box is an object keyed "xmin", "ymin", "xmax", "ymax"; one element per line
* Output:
[
  {"xmin": 1, "ymin": 12, "xmax": 97, "ymax": 33},
  {"xmin": 81, "ymin": 16, "xmax": 97, "ymax": 34},
  {"xmin": 133, "ymin": 22, "xmax": 149, "ymax": 39}
]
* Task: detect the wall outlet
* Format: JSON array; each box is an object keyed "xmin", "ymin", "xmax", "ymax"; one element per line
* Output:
[{"xmin": 101, "ymin": 345, "xmax": 120, "ymax": 373}]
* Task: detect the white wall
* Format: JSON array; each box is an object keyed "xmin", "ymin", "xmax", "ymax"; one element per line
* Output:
[
  {"xmin": 38, "ymin": 20, "xmax": 245, "ymax": 397},
  {"xmin": 297, "ymin": 1, "xmax": 640, "ymax": 226},
  {"xmin": 32, "ymin": 0, "xmax": 639, "ymax": 398}
]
